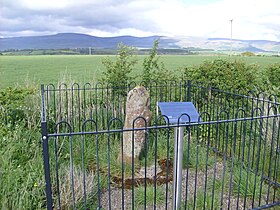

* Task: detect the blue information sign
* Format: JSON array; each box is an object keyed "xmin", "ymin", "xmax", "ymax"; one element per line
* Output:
[{"xmin": 157, "ymin": 102, "xmax": 200, "ymax": 124}]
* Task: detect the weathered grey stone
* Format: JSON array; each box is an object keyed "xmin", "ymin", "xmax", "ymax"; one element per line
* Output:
[{"xmin": 119, "ymin": 86, "xmax": 152, "ymax": 164}]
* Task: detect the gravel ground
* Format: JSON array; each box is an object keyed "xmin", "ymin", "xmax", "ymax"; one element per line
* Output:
[{"xmin": 100, "ymin": 162, "xmax": 276, "ymax": 209}]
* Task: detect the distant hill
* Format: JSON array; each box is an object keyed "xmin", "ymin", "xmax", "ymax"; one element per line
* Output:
[
  {"xmin": 0, "ymin": 33, "xmax": 178, "ymax": 50},
  {"xmin": 0, "ymin": 33, "xmax": 279, "ymax": 53},
  {"xmin": 207, "ymin": 38, "xmax": 279, "ymax": 52},
  {"xmin": 175, "ymin": 37, "xmax": 280, "ymax": 53}
]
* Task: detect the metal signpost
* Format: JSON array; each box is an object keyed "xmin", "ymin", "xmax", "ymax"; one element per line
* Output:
[{"xmin": 157, "ymin": 102, "xmax": 200, "ymax": 210}]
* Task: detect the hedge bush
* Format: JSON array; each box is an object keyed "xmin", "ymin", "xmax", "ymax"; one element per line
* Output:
[{"xmin": 183, "ymin": 59, "xmax": 259, "ymax": 92}]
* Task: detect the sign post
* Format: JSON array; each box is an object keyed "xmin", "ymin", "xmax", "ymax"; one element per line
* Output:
[
  {"xmin": 173, "ymin": 126, "xmax": 184, "ymax": 209},
  {"xmin": 157, "ymin": 102, "xmax": 199, "ymax": 210}
]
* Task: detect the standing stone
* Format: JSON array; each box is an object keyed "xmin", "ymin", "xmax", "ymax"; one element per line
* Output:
[{"xmin": 119, "ymin": 86, "xmax": 152, "ymax": 164}]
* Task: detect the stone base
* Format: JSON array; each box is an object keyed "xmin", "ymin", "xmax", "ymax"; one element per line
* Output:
[{"xmin": 117, "ymin": 152, "xmax": 139, "ymax": 165}]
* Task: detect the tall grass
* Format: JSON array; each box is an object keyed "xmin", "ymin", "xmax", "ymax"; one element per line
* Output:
[
  {"xmin": 0, "ymin": 85, "xmax": 45, "ymax": 209},
  {"xmin": 0, "ymin": 124, "xmax": 45, "ymax": 209}
]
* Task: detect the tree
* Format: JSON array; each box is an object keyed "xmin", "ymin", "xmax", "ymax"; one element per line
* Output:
[
  {"xmin": 142, "ymin": 40, "xmax": 161, "ymax": 83},
  {"xmin": 241, "ymin": 51, "xmax": 255, "ymax": 56},
  {"xmin": 142, "ymin": 40, "xmax": 177, "ymax": 84},
  {"xmin": 264, "ymin": 63, "xmax": 280, "ymax": 97},
  {"xmin": 266, "ymin": 63, "xmax": 280, "ymax": 87},
  {"xmin": 101, "ymin": 43, "xmax": 137, "ymax": 87}
]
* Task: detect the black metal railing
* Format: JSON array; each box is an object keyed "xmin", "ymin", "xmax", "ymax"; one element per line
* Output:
[{"xmin": 41, "ymin": 81, "xmax": 280, "ymax": 209}]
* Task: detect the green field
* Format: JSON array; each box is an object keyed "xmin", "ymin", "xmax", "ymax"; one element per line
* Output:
[{"xmin": 0, "ymin": 55, "xmax": 279, "ymax": 89}]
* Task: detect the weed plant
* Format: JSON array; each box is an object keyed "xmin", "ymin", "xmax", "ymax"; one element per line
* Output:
[
  {"xmin": 232, "ymin": 165, "xmax": 265, "ymax": 199},
  {"xmin": 53, "ymin": 165, "xmax": 98, "ymax": 209},
  {"xmin": 134, "ymin": 185, "xmax": 165, "ymax": 207},
  {"xmin": 185, "ymin": 189, "xmax": 219, "ymax": 209},
  {"xmin": 183, "ymin": 137, "xmax": 216, "ymax": 171}
]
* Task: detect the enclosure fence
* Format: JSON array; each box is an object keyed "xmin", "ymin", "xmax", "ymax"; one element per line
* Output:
[{"xmin": 41, "ymin": 80, "xmax": 280, "ymax": 209}]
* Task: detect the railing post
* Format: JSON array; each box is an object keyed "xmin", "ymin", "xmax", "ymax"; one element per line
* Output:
[
  {"xmin": 41, "ymin": 85, "xmax": 53, "ymax": 210},
  {"xmin": 42, "ymin": 122, "xmax": 53, "ymax": 210},
  {"xmin": 187, "ymin": 80, "xmax": 191, "ymax": 102}
]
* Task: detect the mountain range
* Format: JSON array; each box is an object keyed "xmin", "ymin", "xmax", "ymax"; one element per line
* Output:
[{"xmin": 0, "ymin": 33, "xmax": 279, "ymax": 52}]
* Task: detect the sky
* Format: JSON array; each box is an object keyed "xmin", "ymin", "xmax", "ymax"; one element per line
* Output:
[{"xmin": 0, "ymin": 0, "xmax": 279, "ymax": 41}]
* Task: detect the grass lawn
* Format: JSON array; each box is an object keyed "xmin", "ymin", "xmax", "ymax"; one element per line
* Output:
[{"xmin": 0, "ymin": 55, "xmax": 279, "ymax": 89}]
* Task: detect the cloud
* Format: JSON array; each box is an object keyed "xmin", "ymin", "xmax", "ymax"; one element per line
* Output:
[
  {"xmin": 0, "ymin": 0, "xmax": 162, "ymax": 37},
  {"xmin": 150, "ymin": 0, "xmax": 280, "ymax": 40},
  {"xmin": 0, "ymin": 0, "xmax": 279, "ymax": 41}
]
